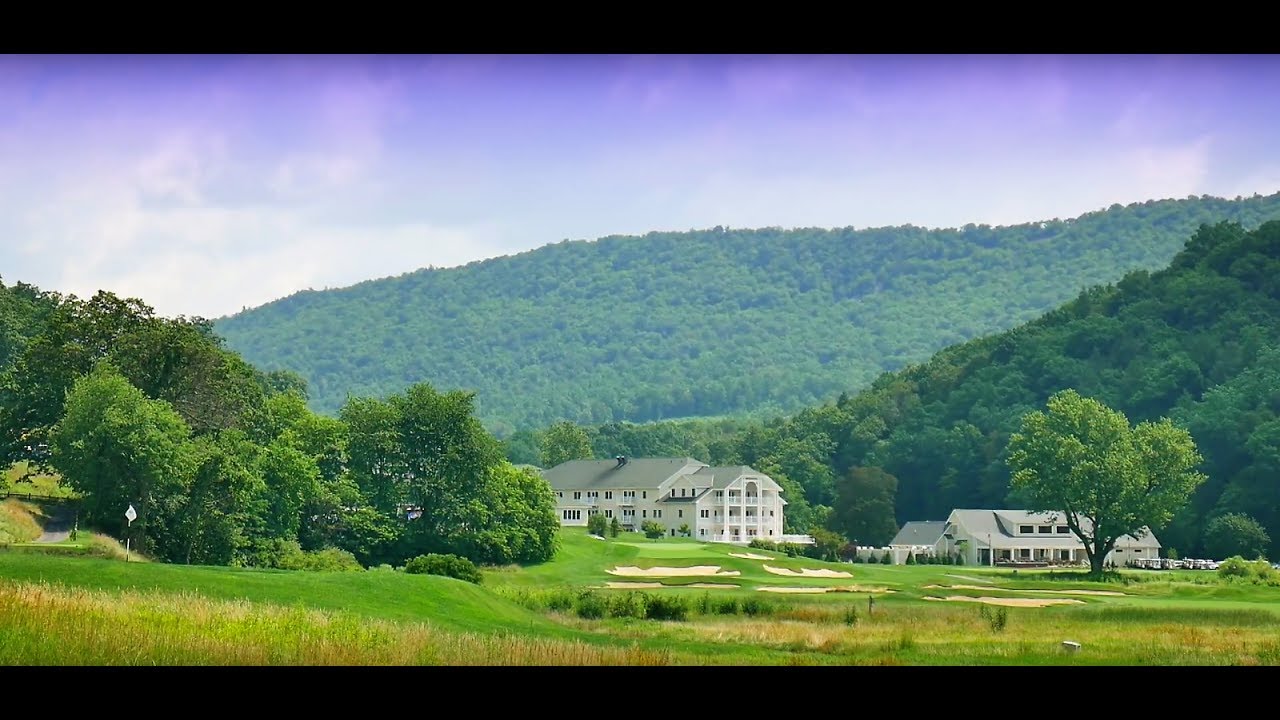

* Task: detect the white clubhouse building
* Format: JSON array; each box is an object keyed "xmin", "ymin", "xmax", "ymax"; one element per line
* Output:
[
  {"xmin": 934, "ymin": 509, "xmax": 1162, "ymax": 567},
  {"xmin": 541, "ymin": 456, "xmax": 786, "ymax": 543}
]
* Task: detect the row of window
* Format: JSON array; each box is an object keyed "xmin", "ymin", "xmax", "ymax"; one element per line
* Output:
[
  {"xmin": 562, "ymin": 510, "xmax": 582, "ymax": 521},
  {"xmin": 556, "ymin": 489, "xmax": 772, "ymax": 501},
  {"xmin": 1018, "ymin": 524, "xmax": 1072, "ymax": 535}
]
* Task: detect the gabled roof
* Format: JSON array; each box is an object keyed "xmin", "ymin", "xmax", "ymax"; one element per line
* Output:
[
  {"xmin": 890, "ymin": 521, "xmax": 946, "ymax": 547},
  {"xmin": 947, "ymin": 509, "xmax": 1160, "ymax": 548},
  {"xmin": 691, "ymin": 465, "xmax": 781, "ymax": 491},
  {"xmin": 541, "ymin": 457, "xmax": 705, "ymax": 490},
  {"xmin": 658, "ymin": 488, "xmax": 713, "ymax": 503}
]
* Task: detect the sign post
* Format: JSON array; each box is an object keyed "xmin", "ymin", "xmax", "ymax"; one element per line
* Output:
[{"xmin": 125, "ymin": 504, "xmax": 137, "ymax": 563}]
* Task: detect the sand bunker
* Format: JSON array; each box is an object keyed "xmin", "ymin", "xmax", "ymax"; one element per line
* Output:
[
  {"xmin": 758, "ymin": 585, "xmax": 895, "ymax": 594},
  {"xmin": 925, "ymin": 584, "xmax": 1126, "ymax": 597},
  {"xmin": 607, "ymin": 565, "xmax": 741, "ymax": 577},
  {"xmin": 762, "ymin": 565, "xmax": 853, "ymax": 578},
  {"xmin": 602, "ymin": 581, "xmax": 740, "ymax": 589},
  {"xmin": 604, "ymin": 582, "xmax": 664, "ymax": 589},
  {"xmin": 924, "ymin": 595, "xmax": 1085, "ymax": 608},
  {"xmin": 729, "ymin": 552, "xmax": 774, "ymax": 561}
]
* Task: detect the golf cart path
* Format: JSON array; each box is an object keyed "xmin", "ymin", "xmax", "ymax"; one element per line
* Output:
[{"xmin": 36, "ymin": 504, "xmax": 73, "ymax": 543}]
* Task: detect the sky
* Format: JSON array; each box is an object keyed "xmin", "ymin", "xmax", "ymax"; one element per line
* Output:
[{"xmin": 3, "ymin": 54, "xmax": 1280, "ymax": 319}]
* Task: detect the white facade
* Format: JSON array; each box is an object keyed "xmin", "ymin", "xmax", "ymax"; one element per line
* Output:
[
  {"xmin": 544, "ymin": 458, "xmax": 786, "ymax": 544},
  {"xmin": 938, "ymin": 509, "xmax": 1162, "ymax": 567}
]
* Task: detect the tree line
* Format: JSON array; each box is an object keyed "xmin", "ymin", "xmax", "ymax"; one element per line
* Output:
[{"xmin": 0, "ymin": 285, "xmax": 557, "ymax": 568}]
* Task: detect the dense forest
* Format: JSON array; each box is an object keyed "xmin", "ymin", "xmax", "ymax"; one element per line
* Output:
[
  {"xmin": 217, "ymin": 194, "xmax": 1280, "ymax": 434},
  {"xmin": 0, "ymin": 280, "xmax": 557, "ymax": 569},
  {"xmin": 520, "ymin": 221, "xmax": 1280, "ymax": 559}
]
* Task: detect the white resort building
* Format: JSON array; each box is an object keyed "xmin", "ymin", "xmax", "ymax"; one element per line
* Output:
[
  {"xmin": 935, "ymin": 509, "xmax": 1162, "ymax": 567},
  {"xmin": 541, "ymin": 456, "xmax": 786, "ymax": 543}
]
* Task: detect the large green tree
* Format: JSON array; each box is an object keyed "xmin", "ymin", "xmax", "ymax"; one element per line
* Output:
[
  {"xmin": 829, "ymin": 467, "xmax": 899, "ymax": 546},
  {"xmin": 1202, "ymin": 513, "xmax": 1271, "ymax": 561},
  {"xmin": 343, "ymin": 383, "xmax": 556, "ymax": 565},
  {"xmin": 1008, "ymin": 389, "xmax": 1206, "ymax": 576},
  {"xmin": 539, "ymin": 421, "xmax": 592, "ymax": 467},
  {"xmin": 49, "ymin": 363, "xmax": 195, "ymax": 556}
]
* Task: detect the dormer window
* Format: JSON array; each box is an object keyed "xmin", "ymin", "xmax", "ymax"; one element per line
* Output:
[
  {"xmin": 1038, "ymin": 526, "xmax": 1051, "ymax": 534},
  {"xmin": 1019, "ymin": 525, "xmax": 1034, "ymax": 534},
  {"xmin": 1056, "ymin": 526, "xmax": 1070, "ymax": 534}
]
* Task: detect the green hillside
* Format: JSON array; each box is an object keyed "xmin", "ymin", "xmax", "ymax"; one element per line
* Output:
[
  {"xmin": 215, "ymin": 194, "xmax": 1280, "ymax": 433},
  {"xmin": 575, "ymin": 220, "xmax": 1280, "ymax": 559}
]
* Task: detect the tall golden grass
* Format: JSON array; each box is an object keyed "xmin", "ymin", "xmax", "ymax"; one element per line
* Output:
[
  {"xmin": 0, "ymin": 499, "xmax": 43, "ymax": 543},
  {"xmin": 0, "ymin": 581, "xmax": 669, "ymax": 666},
  {"xmin": 663, "ymin": 604, "xmax": 1280, "ymax": 665}
]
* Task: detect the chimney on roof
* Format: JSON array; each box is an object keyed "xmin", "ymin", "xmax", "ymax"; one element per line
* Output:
[{"xmin": 615, "ymin": 455, "xmax": 627, "ymax": 468}]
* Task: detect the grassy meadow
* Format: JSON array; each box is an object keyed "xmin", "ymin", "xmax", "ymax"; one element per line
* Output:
[{"xmin": 3, "ymin": 503, "xmax": 1280, "ymax": 665}]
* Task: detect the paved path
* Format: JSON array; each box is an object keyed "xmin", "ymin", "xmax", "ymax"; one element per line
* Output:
[{"xmin": 36, "ymin": 504, "xmax": 73, "ymax": 543}]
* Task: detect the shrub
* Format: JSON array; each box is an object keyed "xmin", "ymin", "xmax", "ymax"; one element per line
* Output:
[
  {"xmin": 978, "ymin": 604, "xmax": 1009, "ymax": 632},
  {"xmin": 851, "ymin": 554, "xmax": 864, "ymax": 563},
  {"xmin": 609, "ymin": 517, "xmax": 621, "ymax": 538},
  {"xmin": 844, "ymin": 606, "xmax": 859, "ymax": 626},
  {"xmin": 749, "ymin": 538, "xmax": 779, "ymax": 551},
  {"xmin": 905, "ymin": 553, "xmax": 916, "ymax": 565},
  {"xmin": 867, "ymin": 553, "xmax": 879, "ymax": 564},
  {"xmin": 587, "ymin": 513, "xmax": 608, "ymax": 536},
  {"xmin": 678, "ymin": 523, "xmax": 691, "ymax": 538},
  {"xmin": 547, "ymin": 589, "xmax": 575, "ymax": 612},
  {"xmin": 810, "ymin": 528, "xmax": 845, "ymax": 562},
  {"xmin": 282, "ymin": 547, "xmax": 364, "ymax": 572},
  {"xmin": 645, "ymin": 594, "xmax": 689, "ymax": 621},
  {"xmin": 1218, "ymin": 556, "xmax": 1279, "ymax": 584},
  {"xmin": 742, "ymin": 596, "xmax": 773, "ymax": 617},
  {"xmin": 696, "ymin": 592, "xmax": 713, "ymax": 615},
  {"xmin": 574, "ymin": 590, "xmax": 608, "ymax": 619},
  {"xmin": 1218, "ymin": 556, "xmax": 1252, "ymax": 578},
  {"xmin": 881, "ymin": 551, "xmax": 893, "ymax": 565},
  {"xmin": 714, "ymin": 597, "xmax": 740, "ymax": 615},
  {"xmin": 953, "ymin": 553, "xmax": 964, "ymax": 566},
  {"xmin": 641, "ymin": 520, "xmax": 665, "ymax": 539},
  {"xmin": 838, "ymin": 542, "xmax": 859, "ymax": 562},
  {"xmin": 403, "ymin": 553, "xmax": 483, "ymax": 584},
  {"xmin": 608, "ymin": 592, "xmax": 648, "ymax": 619}
]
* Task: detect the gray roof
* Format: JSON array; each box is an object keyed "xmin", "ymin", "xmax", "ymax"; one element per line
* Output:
[
  {"xmin": 658, "ymin": 488, "xmax": 713, "ymax": 503},
  {"xmin": 890, "ymin": 521, "xmax": 946, "ymax": 547},
  {"xmin": 948, "ymin": 509, "xmax": 1160, "ymax": 549},
  {"xmin": 691, "ymin": 465, "xmax": 776, "ymax": 490},
  {"xmin": 541, "ymin": 457, "xmax": 705, "ymax": 490}
]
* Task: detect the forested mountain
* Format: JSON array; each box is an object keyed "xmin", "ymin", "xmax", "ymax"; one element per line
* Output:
[
  {"xmin": 548, "ymin": 221, "xmax": 1280, "ymax": 559},
  {"xmin": 217, "ymin": 194, "xmax": 1280, "ymax": 434}
]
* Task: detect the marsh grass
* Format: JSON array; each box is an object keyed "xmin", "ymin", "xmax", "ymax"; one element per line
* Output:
[{"xmin": 0, "ymin": 581, "xmax": 668, "ymax": 666}]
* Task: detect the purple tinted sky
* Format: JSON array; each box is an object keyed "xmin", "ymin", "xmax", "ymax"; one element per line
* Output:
[{"xmin": 2, "ymin": 54, "xmax": 1279, "ymax": 318}]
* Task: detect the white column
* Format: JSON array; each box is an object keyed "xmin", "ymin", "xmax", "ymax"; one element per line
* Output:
[{"xmin": 722, "ymin": 491, "xmax": 728, "ymax": 542}]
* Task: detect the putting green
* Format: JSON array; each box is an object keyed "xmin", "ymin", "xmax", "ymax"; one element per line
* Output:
[{"xmin": 617, "ymin": 542, "xmax": 717, "ymax": 559}]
